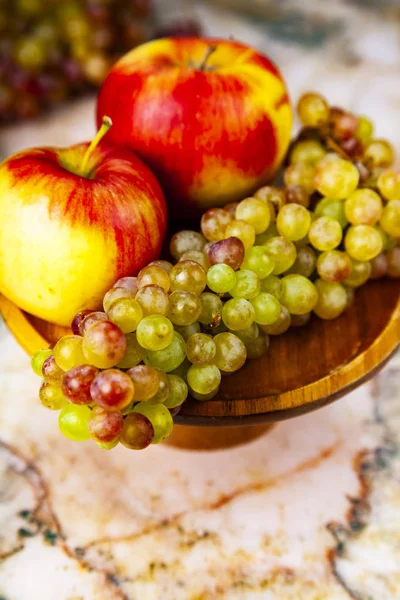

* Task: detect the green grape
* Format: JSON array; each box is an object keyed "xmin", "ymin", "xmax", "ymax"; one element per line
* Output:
[
  {"xmin": 261, "ymin": 304, "xmax": 291, "ymax": 335},
  {"xmin": 190, "ymin": 387, "xmax": 220, "ymax": 401},
  {"xmin": 164, "ymin": 375, "xmax": 188, "ymax": 408},
  {"xmin": 316, "ymin": 250, "xmax": 352, "ymax": 282},
  {"xmin": 201, "ymin": 208, "xmax": 232, "ymax": 241},
  {"xmin": 198, "ymin": 292, "xmax": 223, "ymax": 327},
  {"xmin": 344, "ymin": 225, "xmax": 382, "ymax": 261},
  {"xmin": 297, "ymin": 92, "xmax": 330, "ymax": 126},
  {"xmin": 240, "ymin": 246, "xmax": 275, "ymax": 279},
  {"xmin": 309, "ymin": 217, "xmax": 342, "ymax": 251},
  {"xmin": 291, "ymin": 313, "xmax": 312, "ymax": 328},
  {"xmin": 186, "ymin": 333, "xmax": 216, "ymax": 364},
  {"xmin": 284, "ymin": 162, "xmax": 315, "ymax": 195},
  {"xmin": 234, "ymin": 322, "xmax": 260, "ymax": 345},
  {"xmin": 380, "ymin": 200, "xmax": 400, "ymax": 238},
  {"xmin": 42, "ymin": 355, "xmax": 64, "ymax": 384},
  {"xmin": 169, "ymin": 230, "xmax": 206, "ymax": 260},
  {"xmin": 148, "ymin": 261, "xmax": 173, "ymax": 274},
  {"xmin": 344, "ymin": 259, "xmax": 372, "ymax": 288},
  {"xmin": 15, "ymin": 36, "xmax": 46, "ymax": 72},
  {"xmin": 369, "ymin": 253, "xmax": 388, "ymax": 279},
  {"xmin": 127, "ymin": 365, "xmax": 159, "ymax": 401},
  {"xmin": 147, "ymin": 369, "xmax": 170, "ymax": 404},
  {"xmin": 225, "ymin": 220, "xmax": 255, "ymax": 249},
  {"xmin": 136, "ymin": 315, "xmax": 174, "ymax": 351},
  {"xmin": 135, "ymin": 285, "xmax": 169, "ymax": 317},
  {"xmin": 314, "ymin": 197, "xmax": 348, "ymax": 228},
  {"xmin": 137, "ymin": 265, "xmax": 170, "ymax": 292},
  {"xmin": 377, "ymin": 168, "xmax": 400, "ymax": 201},
  {"xmin": 245, "ymin": 333, "xmax": 270, "ymax": 359},
  {"xmin": 213, "ymin": 332, "xmax": 247, "ymax": 372},
  {"xmin": 263, "ymin": 237, "xmax": 296, "ymax": 275},
  {"xmin": 290, "ymin": 139, "xmax": 325, "ymax": 165},
  {"xmin": 120, "ymin": 412, "xmax": 154, "ymax": 449},
  {"xmin": 103, "ymin": 287, "xmax": 134, "ymax": 313},
  {"xmin": 260, "ymin": 275, "xmax": 282, "ymax": 299},
  {"xmin": 59, "ymin": 404, "xmax": 91, "ymax": 441},
  {"xmin": 314, "ymin": 158, "xmax": 359, "ymax": 199},
  {"xmin": 133, "ymin": 402, "xmax": 174, "ymax": 444},
  {"xmin": 344, "ymin": 189, "xmax": 382, "ymax": 225},
  {"xmin": 255, "ymin": 222, "xmax": 279, "ymax": 245},
  {"xmin": 254, "ymin": 186, "xmax": 286, "ymax": 217},
  {"xmin": 250, "ymin": 293, "xmax": 281, "ymax": 325},
  {"xmin": 89, "ymin": 407, "xmax": 123, "ymax": 444},
  {"xmin": 31, "ymin": 348, "xmax": 52, "ymax": 376},
  {"xmin": 313, "ymin": 279, "xmax": 347, "ymax": 319},
  {"xmin": 39, "ymin": 383, "xmax": 68, "ymax": 410},
  {"xmin": 207, "ymin": 264, "xmax": 236, "ymax": 294},
  {"xmin": 62, "ymin": 364, "xmax": 99, "ymax": 405},
  {"xmin": 90, "ymin": 369, "xmax": 134, "ymax": 410},
  {"xmin": 54, "ymin": 335, "xmax": 86, "ymax": 371},
  {"xmin": 364, "ymin": 139, "xmax": 394, "ymax": 168},
  {"xmin": 286, "ymin": 246, "xmax": 316, "ymax": 278},
  {"xmin": 144, "ymin": 331, "xmax": 186, "ymax": 372},
  {"xmin": 174, "ymin": 321, "xmax": 201, "ymax": 341},
  {"xmin": 208, "ymin": 237, "xmax": 245, "ymax": 270},
  {"xmin": 280, "ymin": 275, "xmax": 319, "ymax": 315},
  {"xmin": 180, "ymin": 250, "xmax": 209, "ymax": 272},
  {"xmin": 387, "ymin": 248, "xmax": 400, "ymax": 278},
  {"xmin": 235, "ymin": 197, "xmax": 271, "ymax": 234},
  {"xmin": 222, "ymin": 298, "xmax": 255, "ymax": 331},
  {"xmin": 356, "ymin": 116, "xmax": 374, "ymax": 144},
  {"xmin": 97, "ymin": 439, "xmax": 119, "ymax": 451},
  {"xmin": 82, "ymin": 321, "xmax": 126, "ymax": 369},
  {"xmin": 229, "ymin": 270, "xmax": 260, "ymax": 299},
  {"xmin": 168, "ymin": 290, "xmax": 202, "ymax": 326},
  {"xmin": 170, "ymin": 358, "xmax": 191, "ymax": 380},
  {"xmin": 276, "ymin": 203, "xmax": 311, "ymax": 241},
  {"xmin": 170, "ymin": 260, "xmax": 207, "ymax": 295},
  {"xmin": 107, "ymin": 298, "xmax": 143, "ymax": 333},
  {"xmin": 187, "ymin": 364, "xmax": 221, "ymax": 395},
  {"xmin": 117, "ymin": 333, "xmax": 146, "ymax": 369}
]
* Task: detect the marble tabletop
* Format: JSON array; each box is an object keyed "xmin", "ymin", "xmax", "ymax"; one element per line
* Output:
[{"xmin": 1, "ymin": 1, "xmax": 400, "ymax": 598}]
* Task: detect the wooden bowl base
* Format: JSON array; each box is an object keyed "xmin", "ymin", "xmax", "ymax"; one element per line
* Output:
[{"xmin": 165, "ymin": 423, "xmax": 274, "ymax": 450}]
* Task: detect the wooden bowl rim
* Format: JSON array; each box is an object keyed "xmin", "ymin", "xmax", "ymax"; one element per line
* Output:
[{"xmin": 1, "ymin": 292, "xmax": 399, "ymax": 427}]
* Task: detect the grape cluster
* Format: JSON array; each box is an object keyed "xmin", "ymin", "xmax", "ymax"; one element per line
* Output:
[
  {"xmin": 0, "ymin": 0, "xmax": 152, "ymax": 122},
  {"xmin": 31, "ymin": 91, "xmax": 400, "ymax": 450}
]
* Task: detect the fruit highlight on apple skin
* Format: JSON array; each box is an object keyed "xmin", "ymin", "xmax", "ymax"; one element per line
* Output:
[
  {"xmin": 0, "ymin": 118, "xmax": 167, "ymax": 327},
  {"xmin": 97, "ymin": 37, "xmax": 292, "ymax": 215}
]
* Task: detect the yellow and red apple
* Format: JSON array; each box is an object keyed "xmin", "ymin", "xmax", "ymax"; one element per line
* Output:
[
  {"xmin": 97, "ymin": 37, "xmax": 292, "ymax": 215},
  {"xmin": 0, "ymin": 125, "xmax": 167, "ymax": 326}
]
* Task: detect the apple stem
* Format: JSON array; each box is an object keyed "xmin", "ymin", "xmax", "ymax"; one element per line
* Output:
[
  {"xmin": 198, "ymin": 45, "xmax": 217, "ymax": 71},
  {"xmin": 81, "ymin": 116, "xmax": 113, "ymax": 175}
]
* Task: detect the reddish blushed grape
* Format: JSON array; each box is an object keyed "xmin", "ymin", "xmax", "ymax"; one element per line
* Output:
[
  {"xmin": 90, "ymin": 369, "xmax": 134, "ymax": 410},
  {"xmin": 201, "ymin": 208, "xmax": 232, "ymax": 241},
  {"xmin": 71, "ymin": 310, "xmax": 93, "ymax": 335},
  {"xmin": 89, "ymin": 407, "xmax": 123, "ymax": 443},
  {"xmin": 208, "ymin": 237, "xmax": 245, "ymax": 270},
  {"xmin": 62, "ymin": 364, "xmax": 99, "ymax": 404},
  {"xmin": 82, "ymin": 321, "xmax": 126, "ymax": 369},
  {"xmin": 42, "ymin": 355, "xmax": 64, "ymax": 384},
  {"xmin": 127, "ymin": 365, "xmax": 159, "ymax": 401},
  {"xmin": 113, "ymin": 276, "xmax": 138, "ymax": 295},
  {"xmin": 120, "ymin": 413, "xmax": 154, "ymax": 450},
  {"xmin": 81, "ymin": 311, "xmax": 108, "ymax": 334}
]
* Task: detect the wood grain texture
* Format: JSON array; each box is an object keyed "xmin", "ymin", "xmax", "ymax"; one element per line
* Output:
[{"xmin": 1, "ymin": 278, "xmax": 399, "ymax": 427}]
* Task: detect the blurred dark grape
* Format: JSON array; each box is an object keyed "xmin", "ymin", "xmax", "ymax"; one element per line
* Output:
[{"xmin": 0, "ymin": 0, "xmax": 155, "ymax": 123}]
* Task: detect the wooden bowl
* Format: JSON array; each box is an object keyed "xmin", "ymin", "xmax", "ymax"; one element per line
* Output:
[{"xmin": 1, "ymin": 278, "xmax": 399, "ymax": 450}]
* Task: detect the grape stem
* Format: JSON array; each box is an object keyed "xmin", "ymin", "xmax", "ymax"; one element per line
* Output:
[{"xmin": 81, "ymin": 116, "xmax": 113, "ymax": 175}]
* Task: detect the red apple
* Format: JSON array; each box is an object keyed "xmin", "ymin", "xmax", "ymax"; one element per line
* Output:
[
  {"xmin": 97, "ymin": 37, "xmax": 292, "ymax": 215},
  {"xmin": 0, "ymin": 118, "xmax": 167, "ymax": 326}
]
